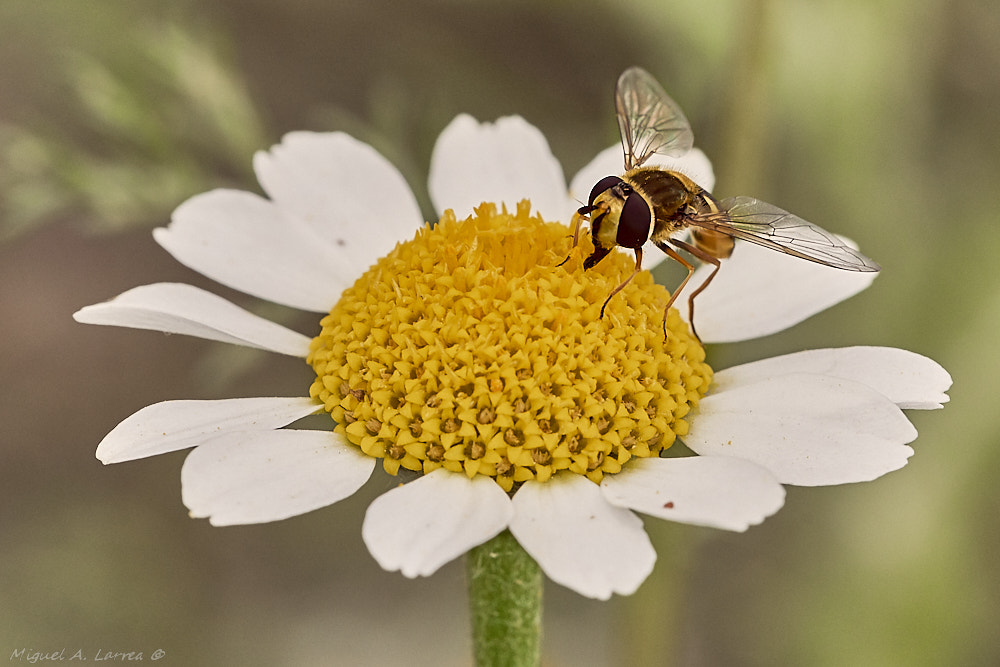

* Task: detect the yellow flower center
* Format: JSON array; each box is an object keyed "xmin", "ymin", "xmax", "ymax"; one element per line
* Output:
[{"xmin": 307, "ymin": 201, "xmax": 712, "ymax": 492}]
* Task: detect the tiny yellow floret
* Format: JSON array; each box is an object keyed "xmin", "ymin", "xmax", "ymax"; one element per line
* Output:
[{"xmin": 308, "ymin": 201, "xmax": 711, "ymax": 491}]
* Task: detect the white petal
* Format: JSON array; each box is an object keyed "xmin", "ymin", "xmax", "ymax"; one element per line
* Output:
[
  {"xmin": 568, "ymin": 145, "xmax": 715, "ymax": 269},
  {"xmin": 429, "ymin": 114, "xmax": 570, "ymax": 222},
  {"xmin": 96, "ymin": 397, "xmax": 320, "ymax": 464},
  {"xmin": 714, "ymin": 347, "xmax": 952, "ymax": 410},
  {"xmin": 686, "ymin": 374, "xmax": 917, "ymax": 486},
  {"xmin": 509, "ymin": 475, "xmax": 655, "ymax": 599},
  {"xmin": 182, "ymin": 429, "xmax": 374, "ymax": 526},
  {"xmin": 253, "ymin": 131, "xmax": 423, "ymax": 265},
  {"xmin": 681, "ymin": 238, "xmax": 878, "ymax": 343},
  {"xmin": 601, "ymin": 457, "xmax": 785, "ymax": 531},
  {"xmin": 154, "ymin": 189, "xmax": 356, "ymax": 312},
  {"xmin": 568, "ymin": 144, "xmax": 624, "ymax": 209},
  {"xmin": 73, "ymin": 283, "xmax": 312, "ymax": 357},
  {"xmin": 362, "ymin": 469, "xmax": 513, "ymax": 577}
]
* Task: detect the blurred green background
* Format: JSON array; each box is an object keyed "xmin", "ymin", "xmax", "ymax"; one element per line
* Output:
[{"xmin": 1, "ymin": 0, "xmax": 995, "ymax": 665}]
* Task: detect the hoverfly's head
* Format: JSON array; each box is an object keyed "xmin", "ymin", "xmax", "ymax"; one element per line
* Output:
[{"xmin": 588, "ymin": 176, "xmax": 652, "ymax": 250}]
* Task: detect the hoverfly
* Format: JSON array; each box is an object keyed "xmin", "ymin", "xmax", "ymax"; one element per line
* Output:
[{"xmin": 563, "ymin": 66, "xmax": 881, "ymax": 339}]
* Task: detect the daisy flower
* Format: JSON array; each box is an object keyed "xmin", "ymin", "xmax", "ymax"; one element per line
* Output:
[{"xmin": 74, "ymin": 113, "xmax": 951, "ymax": 604}]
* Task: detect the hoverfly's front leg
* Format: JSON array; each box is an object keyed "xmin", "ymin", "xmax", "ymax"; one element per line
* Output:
[
  {"xmin": 655, "ymin": 237, "xmax": 722, "ymax": 342},
  {"xmin": 599, "ymin": 247, "xmax": 643, "ymax": 318},
  {"xmin": 557, "ymin": 204, "xmax": 597, "ymax": 267}
]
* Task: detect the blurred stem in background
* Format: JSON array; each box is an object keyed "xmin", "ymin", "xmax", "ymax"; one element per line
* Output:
[
  {"xmin": 715, "ymin": 0, "xmax": 774, "ymax": 196},
  {"xmin": 620, "ymin": 522, "xmax": 698, "ymax": 667},
  {"xmin": 622, "ymin": 2, "xmax": 772, "ymax": 664}
]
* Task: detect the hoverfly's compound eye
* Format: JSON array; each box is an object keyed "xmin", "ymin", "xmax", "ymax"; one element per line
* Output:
[
  {"xmin": 589, "ymin": 176, "xmax": 623, "ymax": 206},
  {"xmin": 616, "ymin": 191, "xmax": 652, "ymax": 248}
]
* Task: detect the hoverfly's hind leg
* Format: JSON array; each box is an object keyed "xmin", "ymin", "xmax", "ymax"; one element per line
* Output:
[
  {"xmin": 557, "ymin": 205, "xmax": 596, "ymax": 267},
  {"xmin": 599, "ymin": 247, "xmax": 643, "ymax": 318},
  {"xmin": 663, "ymin": 237, "xmax": 722, "ymax": 342}
]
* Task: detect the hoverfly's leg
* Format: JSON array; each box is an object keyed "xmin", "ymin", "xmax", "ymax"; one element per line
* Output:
[
  {"xmin": 652, "ymin": 240, "xmax": 696, "ymax": 339},
  {"xmin": 557, "ymin": 205, "xmax": 596, "ymax": 267},
  {"xmin": 570, "ymin": 204, "xmax": 594, "ymax": 247},
  {"xmin": 599, "ymin": 247, "xmax": 642, "ymax": 318},
  {"xmin": 668, "ymin": 237, "xmax": 722, "ymax": 342}
]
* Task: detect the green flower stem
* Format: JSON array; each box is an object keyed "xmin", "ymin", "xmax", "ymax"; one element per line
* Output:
[{"xmin": 467, "ymin": 530, "xmax": 542, "ymax": 667}]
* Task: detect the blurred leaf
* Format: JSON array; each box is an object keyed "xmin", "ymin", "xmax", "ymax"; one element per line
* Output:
[{"xmin": 0, "ymin": 23, "xmax": 266, "ymax": 241}]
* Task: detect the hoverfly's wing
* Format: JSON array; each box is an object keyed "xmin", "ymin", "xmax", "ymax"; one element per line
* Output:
[
  {"xmin": 703, "ymin": 196, "xmax": 881, "ymax": 272},
  {"xmin": 616, "ymin": 67, "xmax": 694, "ymax": 170}
]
